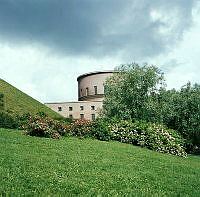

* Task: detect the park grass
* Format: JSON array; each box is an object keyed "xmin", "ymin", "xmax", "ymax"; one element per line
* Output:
[
  {"xmin": 0, "ymin": 79, "xmax": 61, "ymax": 118},
  {"xmin": 0, "ymin": 128, "xmax": 200, "ymax": 196}
]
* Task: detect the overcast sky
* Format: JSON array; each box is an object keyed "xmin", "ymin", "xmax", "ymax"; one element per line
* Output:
[{"xmin": 0, "ymin": 0, "xmax": 200, "ymax": 103}]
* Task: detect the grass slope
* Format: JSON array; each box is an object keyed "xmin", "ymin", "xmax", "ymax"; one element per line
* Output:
[
  {"xmin": 0, "ymin": 129, "xmax": 200, "ymax": 196},
  {"xmin": 0, "ymin": 79, "xmax": 61, "ymax": 118}
]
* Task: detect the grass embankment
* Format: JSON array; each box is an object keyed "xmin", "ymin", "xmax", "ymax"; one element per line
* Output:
[
  {"xmin": 0, "ymin": 129, "xmax": 200, "ymax": 196},
  {"xmin": 0, "ymin": 79, "xmax": 61, "ymax": 118}
]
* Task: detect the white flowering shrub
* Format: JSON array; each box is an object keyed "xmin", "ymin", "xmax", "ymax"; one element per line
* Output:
[{"xmin": 110, "ymin": 120, "xmax": 187, "ymax": 157}]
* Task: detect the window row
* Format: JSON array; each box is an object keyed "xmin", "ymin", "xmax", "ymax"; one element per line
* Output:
[
  {"xmin": 69, "ymin": 114, "xmax": 96, "ymax": 120},
  {"xmin": 80, "ymin": 86, "xmax": 98, "ymax": 96},
  {"xmin": 58, "ymin": 105, "xmax": 95, "ymax": 112}
]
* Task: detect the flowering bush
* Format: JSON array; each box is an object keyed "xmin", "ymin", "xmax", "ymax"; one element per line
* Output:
[
  {"xmin": 17, "ymin": 113, "xmax": 187, "ymax": 156},
  {"xmin": 19, "ymin": 114, "xmax": 69, "ymax": 139},
  {"xmin": 67, "ymin": 118, "xmax": 111, "ymax": 141},
  {"xmin": 88, "ymin": 119, "xmax": 111, "ymax": 141},
  {"xmin": 66, "ymin": 117, "xmax": 186, "ymax": 156},
  {"xmin": 110, "ymin": 120, "xmax": 187, "ymax": 157},
  {"xmin": 68, "ymin": 119, "xmax": 91, "ymax": 137}
]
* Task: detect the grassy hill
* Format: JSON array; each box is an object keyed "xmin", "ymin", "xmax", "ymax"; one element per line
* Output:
[
  {"xmin": 0, "ymin": 79, "xmax": 61, "ymax": 118},
  {"xmin": 0, "ymin": 128, "xmax": 200, "ymax": 196}
]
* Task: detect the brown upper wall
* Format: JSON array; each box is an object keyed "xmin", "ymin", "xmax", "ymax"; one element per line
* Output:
[{"xmin": 77, "ymin": 71, "xmax": 114, "ymax": 101}]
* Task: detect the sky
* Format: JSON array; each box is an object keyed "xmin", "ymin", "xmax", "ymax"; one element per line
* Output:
[{"xmin": 0, "ymin": 0, "xmax": 200, "ymax": 103}]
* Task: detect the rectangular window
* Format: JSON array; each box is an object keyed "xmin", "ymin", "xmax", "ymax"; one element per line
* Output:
[
  {"xmin": 80, "ymin": 106, "xmax": 84, "ymax": 110},
  {"xmin": 58, "ymin": 107, "xmax": 62, "ymax": 111},
  {"xmin": 69, "ymin": 114, "xmax": 73, "ymax": 119},
  {"xmin": 86, "ymin": 88, "xmax": 89, "ymax": 96},
  {"xmin": 91, "ymin": 106, "xmax": 95, "ymax": 110},
  {"xmin": 69, "ymin": 107, "xmax": 73, "ymax": 111},
  {"xmin": 91, "ymin": 114, "xmax": 96, "ymax": 120},
  {"xmin": 94, "ymin": 86, "xmax": 97, "ymax": 95},
  {"xmin": 80, "ymin": 114, "xmax": 84, "ymax": 119}
]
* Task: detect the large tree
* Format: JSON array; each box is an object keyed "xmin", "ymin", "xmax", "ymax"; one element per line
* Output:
[
  {"xmin": 103, "ymin": 64, "xmax": 200, "ymax": 151},
  {"xmin": 163, "ymin": 83, "xmax": 200, "ymax": 149},
  {"xmin": 103, "ymin": 63, "xmax": 165, "ymax": 122}
]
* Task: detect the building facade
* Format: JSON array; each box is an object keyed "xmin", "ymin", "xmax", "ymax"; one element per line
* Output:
[{"xmin": 45, "ymin": 71, "xmax": 114, "ymax": 120}]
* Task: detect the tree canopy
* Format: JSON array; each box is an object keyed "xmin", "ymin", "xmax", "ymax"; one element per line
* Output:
[
  {"xmin": 103, "ymin": 63, "xmax": 165, "ymax": 121},
  {"xmin": 103, "ymin": 63, "xmax": 200, "ymax": 151}
]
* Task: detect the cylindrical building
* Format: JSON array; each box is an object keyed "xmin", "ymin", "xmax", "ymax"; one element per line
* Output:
[
  {"xmin": 77, "ymin": 71, "xmax": 114, "ymax": 101},
  {"xmin": 45, "ymin": 70, "xmax": 114, "ymax": 120}
]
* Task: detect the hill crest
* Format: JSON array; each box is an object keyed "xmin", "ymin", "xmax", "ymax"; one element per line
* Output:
[{"xmin": 0, "ymin": 79, "xmax": 61, "ymax": 118}]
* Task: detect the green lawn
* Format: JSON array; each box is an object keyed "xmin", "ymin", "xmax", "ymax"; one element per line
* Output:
[
  {"xmin": 0, "ymin": 79, "xmax": 61, "ymax": 118},
  {"xmin": 0, "ymin": 128, "xmax": 200, "ymax": 196}
]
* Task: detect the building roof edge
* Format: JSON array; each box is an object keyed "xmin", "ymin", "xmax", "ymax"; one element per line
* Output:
[
  {"xmin": 44, "ymin": 101, "xmax": 103, "ymax": 104},
  {"xmin": 77, "ymin": 70, "xmax": 116, "ymax": 81}
]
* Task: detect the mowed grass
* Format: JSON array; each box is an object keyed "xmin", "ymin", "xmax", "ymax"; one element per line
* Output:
[
  {"xmin": 0, "ymin": 79, "xmax": 61, "ymax": 118},
  {"xmin": 0, "ymin": 129, "xmax": 200, "ymax": 196}
]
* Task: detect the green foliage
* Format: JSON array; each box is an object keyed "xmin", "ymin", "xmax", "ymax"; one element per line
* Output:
[
  {"xmin": 0, "ymin": 93, "xmax": 4, "ymax": 110},
  {"xmin": 160, "ymin": 83, "xmax": 200, "ymax": 151},
  {"xmin": 68, "ymin": 119, "xmax": 91, "ymax": 137},
  {"xmin": 19, "ymin": 114, "xmax": 69, "ymax": 139},
  {"xmin": 109, "ymin": 119, "xmax": 187, "ymax": 157},
  {"xmin": 103, "ymin": 63, "xmax": 165, "ymax": 121},
  {"xmin": 67, "ymin": 117, "xmax": 186, "ymax": 157},
  {"xmin": 68, "ymin": 118, "xmax": 112, "ymax": 141},
  {"xmin": 0, "ymin": 79, "xmax": 62, "ymax": 118},
  {"xmin": 103, "ymin": 63, "xmax": 200, "ymax": 152},
  {"xmin": 0, "ymin": 111, "xmax": 18, "ymax": 129},
  {"xmin": 88, "ymin": 118, "xmax": 111, "ymax": 141}
]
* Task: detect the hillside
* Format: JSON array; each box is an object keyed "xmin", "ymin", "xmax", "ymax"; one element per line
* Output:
[
  {"xmin": 0, "ymin": 128, "xmax": 200, "ymax": 196},
  {"xmin": 0, "ymin": 79, "xmax": 61, "ymax": 118}
]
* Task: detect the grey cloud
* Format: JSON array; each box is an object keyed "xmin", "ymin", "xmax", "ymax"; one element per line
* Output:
[{"xmin": 0, "ymin": 0, "xmax": 196, "ymax": 59}]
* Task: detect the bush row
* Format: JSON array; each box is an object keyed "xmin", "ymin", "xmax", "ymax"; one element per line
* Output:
[
  {"xmin": 67, "ymin": 118, "xmax": 187, "ymax": 157},
  {"xmin": 0, "ymin": 110, "xmax": 187, "ymax": 157},
  {"xmin": 109, "ymin": 119, "xmax": 186, "ymax": 157}
]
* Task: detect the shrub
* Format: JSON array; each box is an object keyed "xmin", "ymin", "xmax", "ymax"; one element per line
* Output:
[
  {"xmin": 44, "ymin": 116, "xmax": 69, "ymax": 136},
  {"xmin": 66, "ymin": 117, "xmax": 186, "ymax": 157},
  {"xmin": 109, "ymin": 119, "xmax": 187, "ymax": 157},
  {"xmin": 0, "ymin": 110, "xmax": 18, "ymax": 129},
  {"xmin": 68, "ymin": 119, "xmax": 91, "ymax": 137},
  {"xmin": 88, "ymin": 119, "xmax": 111, "ymax": 141},
  {"xmin": 16, "ymin": 112, "xmax": 31, "ymax": 128},
  {"xmin": 68, "ymin": 118, "xmax": 111, "ymax": 141},
  {"xmin": 26, "ymin": 118, "xmax": 57, "ymax": 138},
  {"xmin": 19, "ymin": 114, "xmax": 69, "ymax": 139}
]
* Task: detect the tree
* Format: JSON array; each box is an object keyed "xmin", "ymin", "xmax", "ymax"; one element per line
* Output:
[
  {"xmin": 163, "ymin": 83, "xmax": 200, "ymax": 150},
  {"xmin": 103, "ymin": 63, "xmax": 166, "ymax": 122},
  {"xmin": 103, "ymin": 64, "xmax": 200, "ymax": 151}
]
